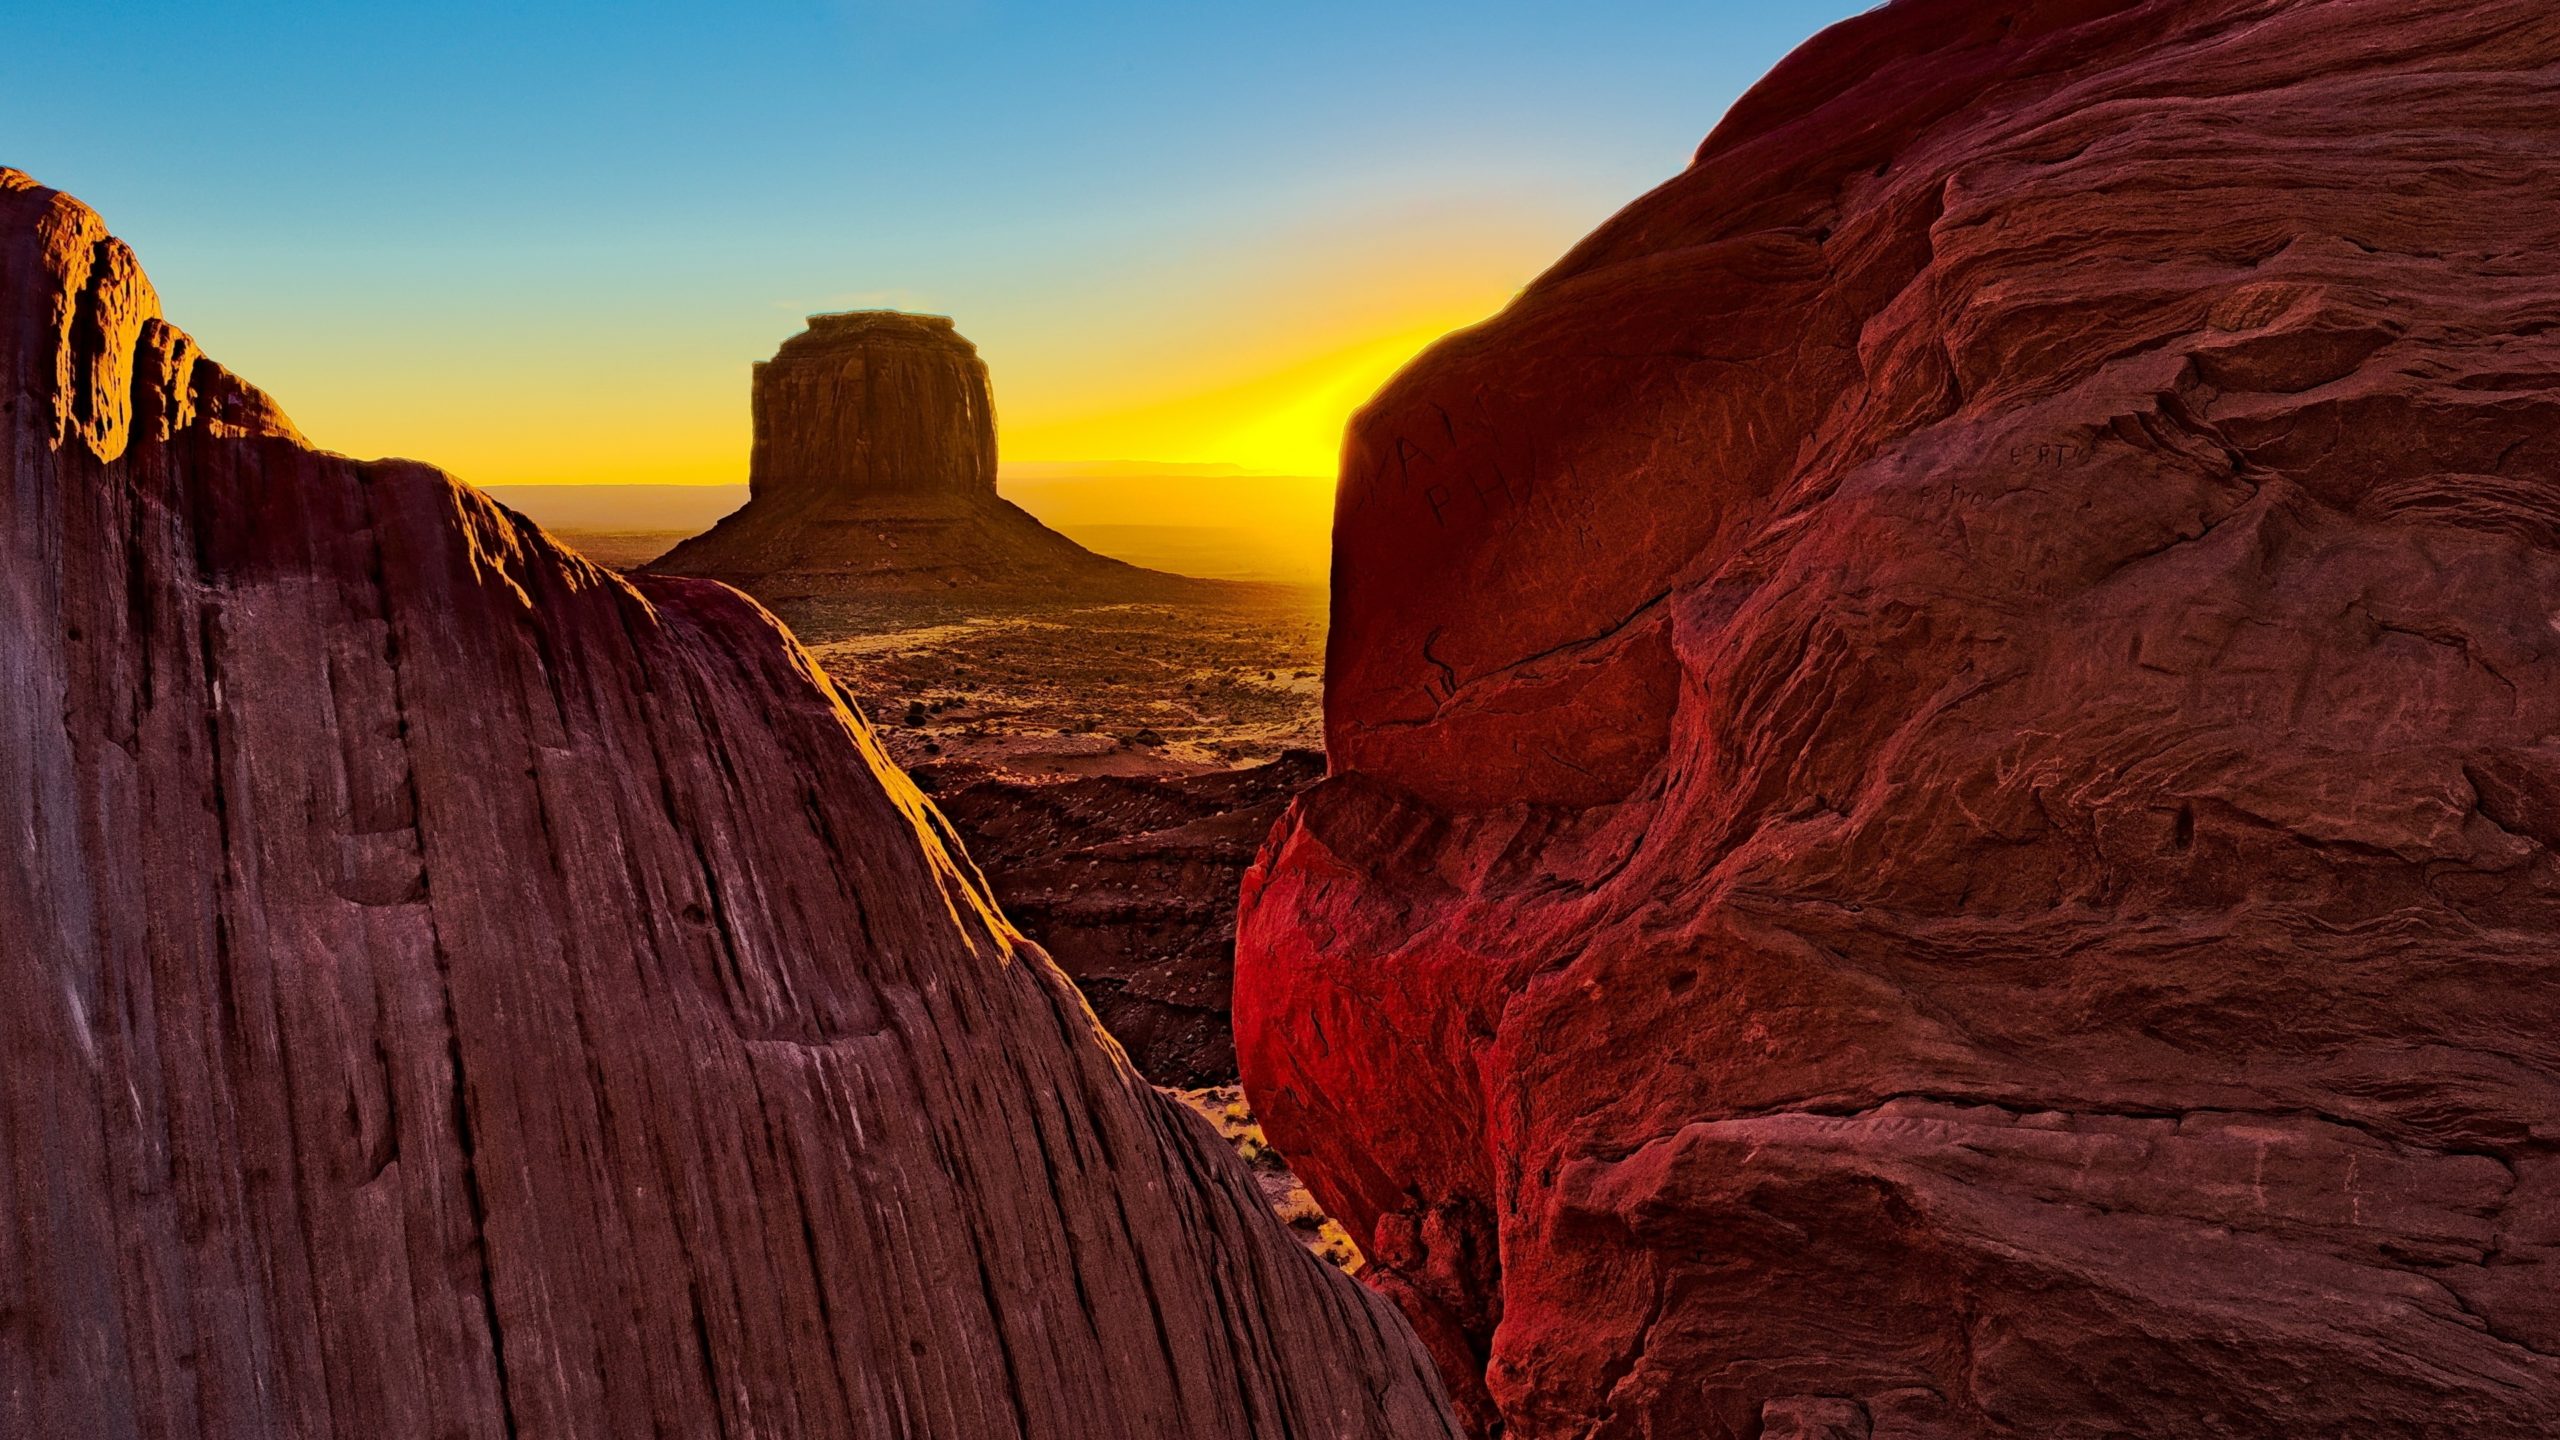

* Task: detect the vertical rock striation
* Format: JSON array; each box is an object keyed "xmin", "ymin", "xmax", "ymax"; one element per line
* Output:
[
  {"xmin": 1237, "ymin": 0, "xmax": 2560, "ymax": 1434},
  {"xmin": 649, "ymin": 312, "xmax": 1188, "ymax": 601},
  {"xmin": 0, "ymin": 169, "xmax": 1458, "ymax": 1440},
  {"xmin": 750, "ymin": 312, "xmax": 1000, "ymax": 507}
]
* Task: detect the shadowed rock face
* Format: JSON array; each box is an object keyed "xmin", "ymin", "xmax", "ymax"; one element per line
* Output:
[
  {"xmin": 650, "ymin": 311, "xmax": 1191, "ymax": 601},
  {"xmin": 1236, "ymin": 0, "xmax": 2560, "ymax": 1434},
  {"xmin": 931, "ymin": 751, "xmax": 1325, "ymax": 1087},
  {"xmin": 0, "ymin": 169, "xmax": 1458, "ymax": 1440}
]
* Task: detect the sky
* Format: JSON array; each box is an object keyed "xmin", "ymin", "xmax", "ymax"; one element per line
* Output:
[{"xmin": 5, "ymin": 2, "xmax": 1871, "ymax": 491}]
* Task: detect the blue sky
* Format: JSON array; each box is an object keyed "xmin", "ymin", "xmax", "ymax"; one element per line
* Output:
[{"xmin": 5, "ymin": 2, "xmax": 1874, "ymax": 484}]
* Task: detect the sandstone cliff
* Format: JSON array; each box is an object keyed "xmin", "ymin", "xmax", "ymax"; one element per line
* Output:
[
  {"xmin": 649, "ymin": 312, "xmax": 1190, "ymax": 602},
  {"xmin": 1236, "ymin": 0, "xmax": 2560, "ymax": 1434},
  {"xmin": 0, "ymin": 169, "xmax": 1458, "ymax": 1439}
]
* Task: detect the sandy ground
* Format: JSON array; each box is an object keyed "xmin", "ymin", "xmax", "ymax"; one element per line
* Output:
[
  {"xmin": 547, "ymin": 529, "xmax": 1325, "ymax": 785},
  {"xmin": 799, "ymin": 589, "xmax": 1324, "ymax": 783}
]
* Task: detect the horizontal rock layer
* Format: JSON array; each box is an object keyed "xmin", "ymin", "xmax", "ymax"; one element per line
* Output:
[
  {"xmin": 0, "ymin": 169, "xmax": 1457, "ymax": 1440},
  {"xmin": 1237, "ymin": 0, "xmax": 2560, "ymax": 1435}
]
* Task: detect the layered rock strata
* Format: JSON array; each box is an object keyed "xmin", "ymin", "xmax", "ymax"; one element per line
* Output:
[{"xmin": 1236, "ymin": 1, "xmax": 2560, "ymax": 1434}]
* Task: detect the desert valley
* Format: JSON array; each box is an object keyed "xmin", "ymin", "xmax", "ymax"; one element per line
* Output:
[{"xmin": 10, "ymin": 1, "xmax": 2560, "ymax": 1438}]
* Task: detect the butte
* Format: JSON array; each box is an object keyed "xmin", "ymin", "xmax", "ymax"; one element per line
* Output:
[{"xmin": 648, "ymin": 311, "xmax": 1198, "ymax": 603}]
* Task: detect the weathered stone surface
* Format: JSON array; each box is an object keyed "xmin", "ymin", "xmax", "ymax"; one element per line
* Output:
[
  {"xmin": 650, "ymin": 312, "xmax": 1189, "ymax": 600},
  {"xmin": 1236, "ymin": 1, "xmax": 2560, "ymax": 1434},
  {"xmin": 755, "ymin": 312, "xmax": 1000, "ymax": 506},
  {"xmin": 930, "ymin": 751, "xmax": 1323, "ymax": 1087},
  {"xmin": 0, "ymin": 169, "xmax": 1458, "ymax": 1440}
]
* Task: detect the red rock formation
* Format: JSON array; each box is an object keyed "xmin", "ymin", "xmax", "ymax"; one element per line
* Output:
[
  {"xmin": 0, "ymin": 169, "xmax": 1459, "ymax": 1439},
  {"xmin": 1236, "ymin": 1, "xmax": 2560, "ymax": 1434},
  {"xmin": 649, "ymin": 312, "xmax": 1189, "ymax": 602},
  {"xmin": 756, "ymin": 311, "xmax": 1002, "ymax": 506},
  {"xmin": 929, "ymin": 751, "xmax": 1324, "ymax": 1087}
]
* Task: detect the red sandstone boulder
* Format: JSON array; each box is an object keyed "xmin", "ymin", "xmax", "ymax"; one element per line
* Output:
[
  {"xmin": 0, "ymin": 169, "xmax": 1458, "ymax": 1439},
  {"xmin": 1237, "ymin": 1, "xmax": 2560, "ymax": 1434}
]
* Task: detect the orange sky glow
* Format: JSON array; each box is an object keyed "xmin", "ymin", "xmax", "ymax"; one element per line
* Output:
[
  {"xmin": 239, "ymin": 200, "xmax": 1549, "ymax": 507},
  {"xmin": 11, "ymin": 2, "xmax": 1874, "ymax": 581}
]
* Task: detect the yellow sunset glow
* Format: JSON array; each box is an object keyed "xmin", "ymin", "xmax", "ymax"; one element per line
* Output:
[
  {"xmin": 274, "ymin": 298, "xmax": 1505, "ymax": 503},
  {"xmin": 241, "ymin": 198, "xmax": 1555, "ymax": 544},
  {"xmin": 998, "ymin": 310, "xmax": 1493, "ymax": 479}
]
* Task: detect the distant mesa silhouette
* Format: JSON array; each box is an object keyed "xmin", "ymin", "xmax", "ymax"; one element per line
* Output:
[{"xmin": 648, "ymin": 310, "xmax": 1200, "ymax": 599}]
